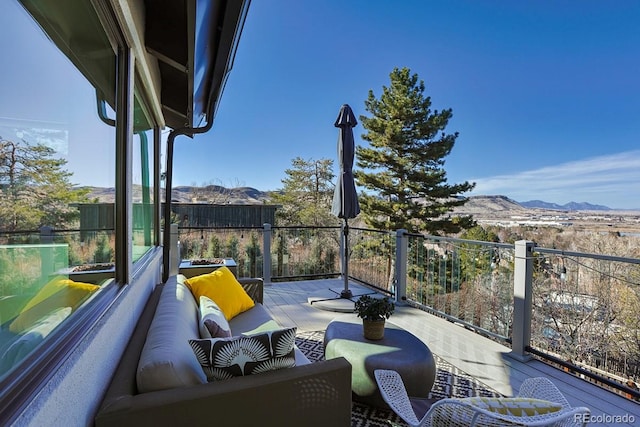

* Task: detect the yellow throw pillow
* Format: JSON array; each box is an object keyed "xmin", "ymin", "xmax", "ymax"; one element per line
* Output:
[
  {"xmin": 10, "ymin": 277, "xmax": 100, "ymax": 333},
  {"xmin": 464, "ymin": 397, "xmax": 562, "ymax": 416},
  {"xmin": 184, "ymin": 267, "xmax": 255, "ymax": 321}
]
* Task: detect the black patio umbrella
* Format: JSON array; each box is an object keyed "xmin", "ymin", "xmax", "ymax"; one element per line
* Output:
[{"xmin": 331, "ymin": 104, "xmax": 360, "ymax": 298}]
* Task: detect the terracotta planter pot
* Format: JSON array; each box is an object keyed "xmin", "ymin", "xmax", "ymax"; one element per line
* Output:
[{"xmin": 362, "ymin": 319, "xmax": 385, "ymax": 340}]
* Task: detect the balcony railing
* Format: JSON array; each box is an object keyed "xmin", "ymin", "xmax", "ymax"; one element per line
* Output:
[
  {"xmin": 175, "ymin": 224, "xmax": 640, "ymax": 400},
  {"xmin": 402, "ymin": 233, "xmax": 516, "ymax": 343},
  {"xmin": 177, "ymin": 225, "xmax": 342, "ymax": 281},
  {"xmin": 3, "ymin": 223, "xmax": 637, "ymax": 399}
]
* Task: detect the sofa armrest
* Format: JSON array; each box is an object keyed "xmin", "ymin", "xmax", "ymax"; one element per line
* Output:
[
  {"xmin": 95, "ymin": 357, "xmax": 352, "ymax": 427},
  {"xmin": 238, "ymin": 277, "xmax": 263, "ymax": 304}
]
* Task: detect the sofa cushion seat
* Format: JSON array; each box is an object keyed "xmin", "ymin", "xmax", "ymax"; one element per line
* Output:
[{"xmin": 228, "ymin": 302, "xmax": 280, "ymax": 335}]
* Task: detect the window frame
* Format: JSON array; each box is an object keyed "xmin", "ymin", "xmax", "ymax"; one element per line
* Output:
[{"xmin": 0, "ymin": 1, "xmax": 162, "ymax": 423}]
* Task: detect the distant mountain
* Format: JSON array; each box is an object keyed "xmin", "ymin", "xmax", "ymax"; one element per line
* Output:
[
  {"xmin": 81, "ymin": 186, "xmax": 115, "ymax": 203},
  {"xmin": 451, "ymin": 195, "xmax": 526, "ymax": 215},
  {"xmin": 81, "ymin": 185, "xmax": 617, "ymax": 213},
  {"xmin": 81, "ymin": 185, "xmax": 272, "ymax": 204},
  {"xmin": 519, "ymin": 200, "xmax": 611, "ymax": 211}
]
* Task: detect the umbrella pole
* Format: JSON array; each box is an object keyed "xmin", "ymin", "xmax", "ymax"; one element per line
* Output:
[{"xmin": 340, "ymin": 219, "xmax": 353, "ymax": 298}]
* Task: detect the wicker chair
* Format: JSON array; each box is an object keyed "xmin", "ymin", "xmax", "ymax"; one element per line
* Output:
[{"xmin": 374, "ymin": 370, "xmax": 591, "ymax": 427}]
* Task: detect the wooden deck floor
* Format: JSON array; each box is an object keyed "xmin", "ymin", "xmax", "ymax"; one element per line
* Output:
[{"xmin": 263, "ymin": 278, "xmax": 639, "ymax": 426}]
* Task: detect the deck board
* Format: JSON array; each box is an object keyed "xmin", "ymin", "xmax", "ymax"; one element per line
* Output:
[{"xmin": 263, "ymin": 278, "xmax": 640, "ymax": 426}]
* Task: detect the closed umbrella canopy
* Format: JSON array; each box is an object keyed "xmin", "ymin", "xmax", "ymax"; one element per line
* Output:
[
  {"xmin": 332, "ymin": 104, "xmax": 360, "ymax": 298},
  {"xmin": 332, "ymin": 104, "xmax": 360, "ymax": 219}
]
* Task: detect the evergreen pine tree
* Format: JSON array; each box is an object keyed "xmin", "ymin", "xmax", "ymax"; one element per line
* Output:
[
  {"xmin": 356, "ymin": 67, "xmax": 475, "ymax": 235},
  {"xmin": 270, "ymin": 157, "xmax": 337, "ymax": 226},
  {"xmin": 0, "ymin": 138, "xmax": 89, "ymax": 231}
]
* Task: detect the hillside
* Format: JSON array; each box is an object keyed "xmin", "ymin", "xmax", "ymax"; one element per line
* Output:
[
  {"xmin": 520, "ymin": 200, "xmax": 611, "ymax": 211},
  {"xmin": 451, "ymin": 195, "xmax": 526, "ymax": 215},
  {"xmin": 81, "ymin": 185, "xmax": 272, "ymax": 204},
  {"xmin": 453, "ymin": 195, "xmax": 640, "ymax": 233},
  {"xmin": 81, "ymin": 186, "xmax": 636, "ymax": 217}
]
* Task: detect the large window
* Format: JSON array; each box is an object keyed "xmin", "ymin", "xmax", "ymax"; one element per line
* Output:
[
  {"xmin": 0, "ymin": 0, "xmax": 159, "ymax": 383},
  {"xmin": 0, "ymin": 0, "xmax": 245, "ymax": 421}
]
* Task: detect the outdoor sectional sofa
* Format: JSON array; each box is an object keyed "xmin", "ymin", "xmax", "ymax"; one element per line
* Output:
[{"xmin": 94, "ymin": 271, "xmax": 352, "ymax": 427}]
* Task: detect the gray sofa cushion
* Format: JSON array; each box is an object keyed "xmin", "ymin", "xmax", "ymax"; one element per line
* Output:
[
  {"xmin": 229, "ymin": 302, "xmax": 279, "ymax": 335},
  {"xmin": 136, "ymin": 279, "xmax": 207, "ymax": 392}
]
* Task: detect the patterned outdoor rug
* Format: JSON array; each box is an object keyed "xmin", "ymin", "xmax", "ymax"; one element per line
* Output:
[{"xmin": 295, "ymin": 330, "xmax": 502, "ymax": 427}]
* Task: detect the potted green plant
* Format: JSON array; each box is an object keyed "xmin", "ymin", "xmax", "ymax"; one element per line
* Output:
[{"xmin": 354, "ymin": 295, "xmax": 395, "ymax": 340}]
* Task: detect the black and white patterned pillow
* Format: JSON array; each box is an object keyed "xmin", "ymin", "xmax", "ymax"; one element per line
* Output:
[{"xmin": 189, "ymin": 327, "xmax": 297, "ymax": 381}]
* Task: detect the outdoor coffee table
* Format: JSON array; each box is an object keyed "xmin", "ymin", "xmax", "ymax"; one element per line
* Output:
[{"xmin": 324, "ymin": 314, "xmax": 436, "ymax": 408}]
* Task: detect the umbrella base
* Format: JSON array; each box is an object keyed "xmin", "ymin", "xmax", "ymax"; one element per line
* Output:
[
  {"xmin": 340, "ymin": 289, "xmax": 353, "ymax": 298},
  {"xmin": 308, "ymin": 287, "xmax": 378, "ymax": 313}
]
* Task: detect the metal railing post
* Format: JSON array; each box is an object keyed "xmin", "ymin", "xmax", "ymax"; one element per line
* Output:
[
  {"xmin": 511, "ymin": 240, "xmax": 534, "ymax": 361},
  {"xmin": 395, "ymin": 229, "xmax": 408, "ymax": 305},
  {"xmin": 169, "ymin": 223, "xmax": 180, "ymax": 276},
  {"xmin": 263, "ymin": 223, "xmax": 272, "ymax": 285}
]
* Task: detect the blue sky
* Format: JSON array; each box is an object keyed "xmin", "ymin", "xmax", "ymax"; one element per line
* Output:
[
  {"xmin": 174, "ymin": 0, "xmax": 640, "ymax": 209},
  {"xmin": 2, "ymin": 1, "xmax": 639, "ymax": 209}
]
